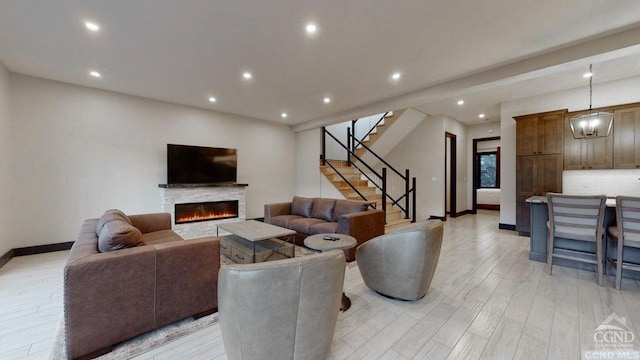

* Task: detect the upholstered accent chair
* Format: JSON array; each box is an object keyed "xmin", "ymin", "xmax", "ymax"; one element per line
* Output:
[
  {"xmin": 356, "ymin": 220, "xmax": 444, "ymax": 301},
  {"xmin": 546, "ymin": 193, "xmax": 606, "ymax": 286},
  {"xmin": 607, "ymin": 196, "xmax": 640, "ymax": 289},
  {"xmin": 218, "ymin": 250, "xmax": 346, "ymax": 360}
]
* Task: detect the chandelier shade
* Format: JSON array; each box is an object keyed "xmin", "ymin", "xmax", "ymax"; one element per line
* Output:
[
  {"xmin": 568, "ymin": 111, "xmax": 613, "ymax": 139},
  {"xmin": 568, "ymin": 64, "xmax": 614, "ymax": 139}
]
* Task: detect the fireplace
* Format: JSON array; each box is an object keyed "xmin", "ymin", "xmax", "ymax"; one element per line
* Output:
[{"xmin": 174, "ymin": 200, "xmax": 239, "ymax": 224}]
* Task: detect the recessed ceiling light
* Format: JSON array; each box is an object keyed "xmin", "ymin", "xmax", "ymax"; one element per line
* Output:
[
  {"xmin": 305, "ymin": 23, "xmax": 317, "ymax": 34},
  {"xmin": 583, "ymin": 71, "xmax": 593, "ymax": 78},
  {"xmin": 478, "ymin": 113, "xmax": 485, "ymax": 118},
  {"xmin": 208, "ymin": 97, "xmax": 217, "ymax": 103},
  {"xmin": 84, "ymin": 21, "xmax": 100, "ymax": 32},
  {"xmin": 242, "ymin": 72, "xmax": 252, "ymax": 80},
  {"xmin": 323, "ymin": 97, "xmax": 331, "ymax": 104},
  {"xmin": 89, "ymin": 71, "xmax": 101, "ymax": 78},
  {"xmin": 281, "ymin": 113, "xmax": 288, "ymax": 118},
  {"xmin": 457, "ymin": 100, "xmax": 464, "ymax": 105},
  {"xmin": 391, "ymin": 72, "xmax": 401, "ymax": 80}
]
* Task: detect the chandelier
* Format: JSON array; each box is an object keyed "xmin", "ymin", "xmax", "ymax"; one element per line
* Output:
[{"xmin": 568, "ymin": 64, "xmax": 613, "ymax": 139}]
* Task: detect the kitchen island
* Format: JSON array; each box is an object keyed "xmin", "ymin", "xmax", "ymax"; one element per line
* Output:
[{"xmin": 526, "ymin": 196, "xmax": 640, "ymax": 278}]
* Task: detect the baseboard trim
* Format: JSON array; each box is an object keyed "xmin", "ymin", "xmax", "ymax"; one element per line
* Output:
[
  {"xmin": 12, "ymin": 241, "xmax": 74, "ymax": 257},
  {"xmin": 455, "ymin": 210, "xmax": 472, "ymax": 217},
  {"xmin": 428, "ymin": 215, "xmax": 446, "ymax": 221},
  {"xmin": 0, "ymin": 249, "xmax": 13, "ymax": 269},
  {"xmin": 498, "ymin": 223, "xmax": 516, "ymax": 231}
]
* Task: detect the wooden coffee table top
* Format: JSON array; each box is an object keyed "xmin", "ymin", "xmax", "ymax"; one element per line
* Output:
[
  {"xmin": 304, "ymin": 233, "xmax": 357, "ymax": 252},
  {"xmin": 217, "ymin": 220, "xmax": 295, "ymax": 242}
]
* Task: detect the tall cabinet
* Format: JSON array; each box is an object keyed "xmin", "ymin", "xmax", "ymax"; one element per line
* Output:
[
  {"xmin": 613, "ymin": 106, "xmax": 640, "ymax": 168},
  {"xmin": 515, "ymin": 110, "xmax": 565, "ymax": 234}
]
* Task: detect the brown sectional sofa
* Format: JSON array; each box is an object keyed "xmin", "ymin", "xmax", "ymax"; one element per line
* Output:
[
  {"xmin": 64, "ymin": 212, "xmax": 220, "ymax": 360},
  {"xmin": 264, "ymin": 196, "xmax": 385, "ymax": 261}
]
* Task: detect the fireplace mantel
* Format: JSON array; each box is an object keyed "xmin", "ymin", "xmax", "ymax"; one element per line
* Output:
[
  {"xmin": 159, "ymin": 185, "xmax": 246, "ymax": 239},
  {"xmin": 158, "ymin": 183, "xmax": 248, "ymax": 188}
]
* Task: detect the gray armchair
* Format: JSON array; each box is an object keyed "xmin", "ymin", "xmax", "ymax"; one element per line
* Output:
[
  {"xmin": 218, "ymin": 250, "xmax": 346, "ymax": 360},
  {"xmin": 356, "ymin": 220, "xmax": 443, "ymax": 301}
]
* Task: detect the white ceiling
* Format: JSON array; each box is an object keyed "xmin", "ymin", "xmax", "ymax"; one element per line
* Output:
[{"xmin": 1, "ymin": 1, "xmax": 640, "ymax": 128}]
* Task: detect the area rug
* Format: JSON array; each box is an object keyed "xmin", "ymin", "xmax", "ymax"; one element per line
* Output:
[
  {"xmin": 48, "ymin": 312, "xmax": 218, "ymax": 360},
  {"xmin": 49, "ymin": 247, "xmax": 316, "ymax": 359}
]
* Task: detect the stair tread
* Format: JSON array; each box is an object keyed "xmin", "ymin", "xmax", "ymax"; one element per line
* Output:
[{"xmin": 386, "ymin": 218, "xmax": 412, "ymax": 226}]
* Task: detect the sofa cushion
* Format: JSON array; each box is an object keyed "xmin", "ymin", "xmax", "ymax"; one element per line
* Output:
[
  {"xmin": 332, "ymin": 200, "xmax": 369, "ymax": 222},
  {"xmin": 288, "ymin": 218, "xmax": 326, "ymax": 234},
  {"xmin": 96, "ymin": 209, "xmax": 132, "ymax": 235},
  {"xmin": 309, "ymin": 222, "xmax": 339, "ymax": 235},
  {"xmin": 311, "ymin": 198, "xmax": 336, "ymax": 222},
  {"xmin": 270, "ymin": 215, "xmax": 304, "ymax": 228},
  {"xmin": 291, "ymin": 196, "xmax": 314, "ymax": 218},
  {"xmin": 98, "ymin": 220, "xmax": 143, "ymax": 252},
  {"xmin": 140, "ymin": 230, "xmax": 183, "ymax": 246}
]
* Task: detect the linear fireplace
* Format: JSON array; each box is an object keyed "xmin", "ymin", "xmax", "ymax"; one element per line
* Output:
[{"xmin": 175, "ymin": 200, "xmax": 239, "ymax": 225}]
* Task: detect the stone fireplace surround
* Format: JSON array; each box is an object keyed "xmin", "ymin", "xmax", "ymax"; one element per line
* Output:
[{"xmin": 159, "ymin": 183, "xmax": 248, "ymax": 239}]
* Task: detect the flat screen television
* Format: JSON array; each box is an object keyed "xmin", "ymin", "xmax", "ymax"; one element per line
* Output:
[{"xmin": 167, "ymin": 144, "xmax": 237, "ymax": 184}]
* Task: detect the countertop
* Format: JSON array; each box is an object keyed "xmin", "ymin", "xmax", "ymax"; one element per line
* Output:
[{"xmin": 526, "ymin": 195, "xmax": 616, "ymax": 207}]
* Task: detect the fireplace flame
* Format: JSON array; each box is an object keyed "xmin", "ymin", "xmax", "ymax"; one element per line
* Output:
[{"xmin": 176, "ymin": 211, "xmax": 237, "ymax": 224}]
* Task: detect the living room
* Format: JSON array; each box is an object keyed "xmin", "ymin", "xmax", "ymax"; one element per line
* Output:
[{"xmin": 3, "ymin": 1, "xmax": 640, "ymax": 360}]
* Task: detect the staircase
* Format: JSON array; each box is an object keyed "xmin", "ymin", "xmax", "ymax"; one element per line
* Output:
[
  {"xmin": 353, "ymin": 110, "xmax": 401, "ymax": 158},
  {"xmin": 320, "ymin": 161, "xmax": 412, "ymax": 233},
  {"xmin": 321, "ymin": 109, "xmax": 419, "ymax": 232}
]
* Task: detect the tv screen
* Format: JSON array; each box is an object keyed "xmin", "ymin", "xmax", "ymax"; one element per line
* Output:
[{"xmin": 167, "ymin": 144, "xmax": 237, "ymax": 184}]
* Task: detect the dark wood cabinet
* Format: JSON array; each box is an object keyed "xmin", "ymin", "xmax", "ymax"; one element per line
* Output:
[
  {"xmin": 516, "ymin": 112, "xmax": 564, "ymax": 155},
  {"xmin": 564, "ymin": 115, "xmax": 613, "ymax": 170},
  {"xmin": 613, "ymin": 107, "xmax": 640, "ymax": 169},
  {"xmin": 515, "ymin": 110, "xmax": 565, "ymax": 234}
]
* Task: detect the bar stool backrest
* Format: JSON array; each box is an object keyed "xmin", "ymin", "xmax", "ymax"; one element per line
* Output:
[
  {"xmin": 616, "ymin": 196, "xmax": 640, "ymax": 247},
  {"xmin": 547, "ymin": 193, "xmax": 606, "ymax": 242}
]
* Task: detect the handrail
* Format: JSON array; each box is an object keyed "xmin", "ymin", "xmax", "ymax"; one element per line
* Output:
[
  {"xmin": 322, "ymin": 158, "xmax": 371, "ymax": 203},
  {"xmin": 324, "ymin": 129, "xmax": 382, "ymax": 180},
  {"xmin": 351, "ymin": 136, "xmax": 405, "ymax": 179},
  {"xmin": 357, "ymin": 111, "xmax": 389, "ymax": 145},
  {"xmin": 322, "ymin": 120, "xmax": 417, "ymax": 223}
]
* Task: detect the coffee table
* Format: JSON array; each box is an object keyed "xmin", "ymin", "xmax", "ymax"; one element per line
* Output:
[
  {"xmin": 304, "ymin": 233, "xmax": 357, "ymax": 311},
  {"xmin": 217, "ymin": 220, "xmax": 296, "ymax": 263}
]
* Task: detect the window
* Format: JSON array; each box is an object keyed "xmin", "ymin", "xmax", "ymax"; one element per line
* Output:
[{"xmin": 478, "ymin": 151, "xmax": 499, "ymax": 188}]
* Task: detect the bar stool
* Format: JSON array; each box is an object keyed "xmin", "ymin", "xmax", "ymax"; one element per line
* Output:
[
  {"xmin": 607, "ymin": 196, "xmax": 640, "ymax": 290},
  {"xmin": 547, "ymin": 193, "xmax": 606, "ymax": 286}
]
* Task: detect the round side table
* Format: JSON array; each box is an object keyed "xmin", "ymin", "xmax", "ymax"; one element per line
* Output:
[{"xmin": 304, "ymin": 233, "xmax": 357, "ymax": 311}]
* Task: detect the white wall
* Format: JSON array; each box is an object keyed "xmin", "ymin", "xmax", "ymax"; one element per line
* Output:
[
  {"xmin": 381, "ymin": 115, "xmax": 443, "ymax": 219},
  {"xmin": 0, "ymin": 63, "xmax": 11, "ymax": 256},
  {"xmin": 500, "ymin": 75, "xmax": 640, "ymax": 226},
  {"xmin": 295, "ymin": 128, "xmax": 345, "ymax": 199},
  {"xmin": 9, "ymin": 74, "xmax": 296, "ymax": 248},
  {"xmin": 444, "ymin": 116, "xmax": 468, "ymax": 214},
  {"xmin": 564, "ymin": 169, "xmax": 640, "ymax": 196}
]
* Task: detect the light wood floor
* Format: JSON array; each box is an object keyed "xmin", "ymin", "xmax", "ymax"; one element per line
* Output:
[{"xmin": 3, "ymin": 210, "xmax": 640, "ymax": 359}]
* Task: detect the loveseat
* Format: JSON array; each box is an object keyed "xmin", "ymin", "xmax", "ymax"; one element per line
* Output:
[
  {"xmin": 264, "ymin": 197, "xmax": 385, "ymax": 261},
  {"xmin": 64, "ymin": 210, "xmax": 220, "ymax": 360}
]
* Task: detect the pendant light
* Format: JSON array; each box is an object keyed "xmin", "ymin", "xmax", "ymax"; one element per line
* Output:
[{"xmin": 568, "ymin": 64, "xmax": 614, "ymax": 139}]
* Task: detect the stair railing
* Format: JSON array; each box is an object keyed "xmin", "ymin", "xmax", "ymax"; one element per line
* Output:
[
  {"xmin": 351, "ymin": 135, "xmax": 415, "ymax": 220},
  {"xmin": 321, "ymin": 125, "xmax": 417, "ymax": 222},
  {"xmin": 351, "ymin": 111, "xmax": 390, "ymax": 154}
]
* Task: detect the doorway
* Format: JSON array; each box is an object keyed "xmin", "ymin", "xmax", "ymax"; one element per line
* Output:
[
  {"xmin": 445, "ymin": 132, "xmax": 456, "ymax": 218},
  {"xmin": 472, "ymin": 136, "xmax": 501, "ymax": 213}
]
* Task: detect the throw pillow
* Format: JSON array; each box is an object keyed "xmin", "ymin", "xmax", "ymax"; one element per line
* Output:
[
  {"xmin": 332, "ymin": 200, "xmax": 369, "ymax": 222},
  {"xmin": 98, "ymin": 219, "xmax": 143, "ymax": 252},
  {"xmin": 96, "ymin": 209, "xmax": 132, "ymax": 235},
  {"xmin": 291, "ymin": 196, "xmax": 313, "ymax": 217},
  {"xmin": 311, "ymin": 198, "xmax": 337, "ymax": 222}
]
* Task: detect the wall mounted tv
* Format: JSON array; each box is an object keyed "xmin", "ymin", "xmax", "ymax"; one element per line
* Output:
[{"xmin": 167, "ymin": 144, "xmax": 237, "ymax": 184}]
